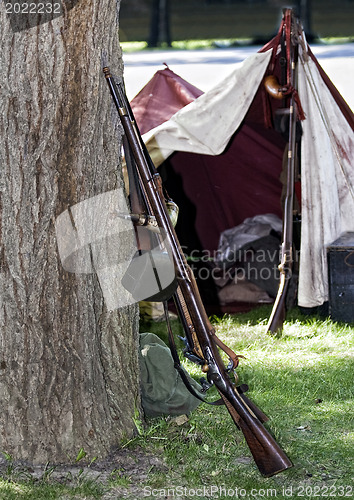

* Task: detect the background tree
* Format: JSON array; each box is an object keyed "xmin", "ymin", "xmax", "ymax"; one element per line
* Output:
[
  {"xmin": 148, "ymin": 0, "xmax": 172, "ymax": 47},
  {"xmin": 0, "ymin": 0, "xmax": 140, "ymax": 464},
  {"xmin": 297, "ymin": 0, "xmax": 313, "ymax": 38}
]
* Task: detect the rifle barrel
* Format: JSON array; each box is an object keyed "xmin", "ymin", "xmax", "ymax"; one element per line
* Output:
[
  {"xmin": 103, "ymin": 64, "xmax": 293, "ymax": 477},
  {"xmin": 266, "ymin": 12, "xmax": 299, "ymax": 334}
]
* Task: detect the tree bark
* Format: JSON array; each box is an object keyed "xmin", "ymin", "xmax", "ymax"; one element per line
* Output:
[{"xmin": 0, "ymin": 0, "xmax": 141, "ymax": 464}]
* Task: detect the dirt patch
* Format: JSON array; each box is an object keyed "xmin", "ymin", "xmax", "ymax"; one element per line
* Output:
[{"xmin": 0, "ymin": 446, "xmax": 169, "ymax": 499}]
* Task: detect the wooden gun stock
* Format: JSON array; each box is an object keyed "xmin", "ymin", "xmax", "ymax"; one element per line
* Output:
[
  {"xmin": 221, "ymin": 392, "xmax": 292, "ymax": 477},
  {"xmin": 266, "ymin": 248, "xmax": 292, "ymax": 334},
  {"xmin": 103, "ymin": 65, "xmax": 292, "ymax": 477}
]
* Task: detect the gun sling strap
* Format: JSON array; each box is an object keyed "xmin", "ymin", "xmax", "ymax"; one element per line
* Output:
[
  {"xmin": 121, "ymin": 79, "xmax": 265, "ymax": 419},
  {"xmin": 163, "ymin": 301, "xmax": 255, "ymax": 407},
  {"xmin": 105, "ymin": 65, "xmax": 292, "ymax": 476}
]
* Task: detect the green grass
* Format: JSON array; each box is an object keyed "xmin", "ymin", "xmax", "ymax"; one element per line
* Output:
[
  {"xmin": 120, "ymin": 36, "xmax": 354, "ymax": 53},
  {"xmin": 0, "ymin": 478, "xmax": 104, "ymax": 499},
  {"xmin": 120, "ymin": 38, "xmax": 254, "ymax": 52},
  {"xmin": 1, "ymin": 306, "xmax": 353, "ymax": 499},
  {"xmin": 138, "ymin": 306, "xmax": 354, "ymax": 496}
]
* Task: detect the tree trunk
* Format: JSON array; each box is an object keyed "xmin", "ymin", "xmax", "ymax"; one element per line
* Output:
[
  {"xmin": 0, "ymin": 0, "xmax": 141, "ymax": 464},
  {"xmin": 148, "ymin": 0, "xmax": 171, "ymax": 48}
]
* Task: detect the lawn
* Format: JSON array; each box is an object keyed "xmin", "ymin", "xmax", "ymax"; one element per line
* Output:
[{"xmin": 1, "ymin": 305, "xmax": 353, "ymax": 499}]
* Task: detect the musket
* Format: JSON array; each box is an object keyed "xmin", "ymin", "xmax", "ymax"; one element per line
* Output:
[
  {"xmin": 103, "ymin": 67, "xmax": 292, "ymax": 477},
  {"xmin": 265, "ymin": 11, "xmax": 301, "ymax": 334}
]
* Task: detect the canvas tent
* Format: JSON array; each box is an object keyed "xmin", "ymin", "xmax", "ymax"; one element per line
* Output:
[{"xmin": 130, "ymin": 18, "xmax": 354, "ymax": 312}]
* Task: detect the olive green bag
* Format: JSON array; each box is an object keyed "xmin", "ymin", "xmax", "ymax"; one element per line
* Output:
[{"xmin": 139, "ymin": 332, "xmax": 203, "ymax": 417}]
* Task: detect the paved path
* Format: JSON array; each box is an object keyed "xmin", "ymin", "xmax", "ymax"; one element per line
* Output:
[{"xmin": 123, "ymin": 43, "xmax": 354, "ymax": 111}]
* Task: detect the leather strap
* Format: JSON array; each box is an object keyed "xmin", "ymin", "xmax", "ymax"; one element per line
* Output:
[
  {"xmin": 162, "ymin": 301, "xmax": 267, "ymax": 420},
  {"xmin": 163, "ymin": 301, "xmax": 224, "ymax": 406}
]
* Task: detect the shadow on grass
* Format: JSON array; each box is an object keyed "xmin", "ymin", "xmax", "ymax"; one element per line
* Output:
[{"xmin": 140, "ymin": 308, "xmax": 353, "ymax": 481}]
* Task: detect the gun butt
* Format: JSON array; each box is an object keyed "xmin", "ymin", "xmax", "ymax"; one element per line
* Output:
[
  {"xmin": 239, "ymin": 418, "xmax": 292, "ymax": 477},
  {"xmin": 266, "ymin": 303, "xmax": 286, "ymax": 334},
  {"xmin": 266, "ymin": 274, "xmax": 288, "ymax": 334},
  {"xmin": 221, "ymin": 393, "xmax": 292, "ymax": 477}
]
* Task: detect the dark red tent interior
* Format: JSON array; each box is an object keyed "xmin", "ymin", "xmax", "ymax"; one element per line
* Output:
[{"xmin": 163, "ymin": 115, "xmax": 285, "ymax": 255}]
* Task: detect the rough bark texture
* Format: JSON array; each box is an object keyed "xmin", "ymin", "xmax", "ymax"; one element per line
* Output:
[{"xmin": 0, "ymin": 0, "xmax": 141, "ymax": 464}]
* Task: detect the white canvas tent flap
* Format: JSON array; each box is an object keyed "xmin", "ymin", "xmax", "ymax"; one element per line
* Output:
[
  {"xmin": 298, "ymin": 52, "xmax": 354, "ymax": 307},
  {"xmin": 144, "ymin": 51, "xmax": 272, "ymax": 166}
]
